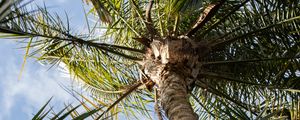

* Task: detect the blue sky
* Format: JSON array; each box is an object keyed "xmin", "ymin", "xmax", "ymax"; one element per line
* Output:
[{"xmin": 0, "ymin": 0, "xmax": 88, "ymax": 119}]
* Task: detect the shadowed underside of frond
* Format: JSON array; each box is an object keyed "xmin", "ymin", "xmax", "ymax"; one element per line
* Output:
[{"xmin": 137, "ymin": 0, "xmax": 300, "ymax": 119}]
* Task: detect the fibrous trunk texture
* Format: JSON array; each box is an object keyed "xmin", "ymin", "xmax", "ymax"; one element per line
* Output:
[
  {"xmin": 142, "ymin": 37, "xmax": 209, "ymax": 120},
  {"xmin": 159, "ymin": 71, "xmax": 198, "ymax": 120}
]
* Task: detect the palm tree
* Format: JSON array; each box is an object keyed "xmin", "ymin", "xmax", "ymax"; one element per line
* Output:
[{"xmin": 1, "ymin": 0, "xmax": 300, "ymax": 119}]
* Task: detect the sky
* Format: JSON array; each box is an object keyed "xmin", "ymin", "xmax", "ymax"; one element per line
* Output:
[{"xmin": 0, "ymin": 0, "xmax": 88, "ymax": 119}]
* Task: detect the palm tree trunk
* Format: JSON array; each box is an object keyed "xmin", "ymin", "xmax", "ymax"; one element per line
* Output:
[{"xmin": 159, "ymin": 71, "xmax": 198, "ymax": 120}]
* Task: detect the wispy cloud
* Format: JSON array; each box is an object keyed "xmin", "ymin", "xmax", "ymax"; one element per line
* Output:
[
  {"xmin": 55, "ymin": 0, "xmax": 68, "ymax": 3},
  {"xmin": 0, "ymin": 41, "xmax": 76, "ymax": 120},
  {"xmin": 0, "ymin": 0, "xmax": 91, "ymax": 119}
]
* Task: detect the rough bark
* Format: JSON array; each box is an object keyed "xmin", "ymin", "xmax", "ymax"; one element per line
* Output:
[
  {"xmin": 142, "ymin": 37, "xmax": 208, "ymax": 120},
  {"xmin": 159, "ymin": 71, "xmax": 198, "ymax": 120}
]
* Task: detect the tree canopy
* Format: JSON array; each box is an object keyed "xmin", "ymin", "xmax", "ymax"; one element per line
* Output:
[{"xmin": 1, "ymin": 0, "xmax": 300, "ymax": 119}]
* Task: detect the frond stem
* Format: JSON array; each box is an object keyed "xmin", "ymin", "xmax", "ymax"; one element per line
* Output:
[
  {"xmin": 211, "ymin": 15, "xmax": 300, "ymax": 50},
  {"xmin": 145, "ymin": 0, "xmax": 156, "ymax": 39},
  {"xmin": 96, "ymin": 81, "xmax": 142, "ymax": 120},
  {"xmin": 191, "ymin": 93, "xmax": 216, "ymax": 118},
  {"xmin": 185, "ymin": 0, "xmax": 226, "ymax": 37},
  {"xmin": 202, "ymin": 56, "xmax": 300, "ymax": 65},
  {"xmin": 0, "ymin": 27, "xmax": 143, "ymax": 60},
  {"xmin": 199, "ymin": 0, "xmax": 250, "ymax": 37},
  {"xmin": 199, "ymin": 72, "xmax": 275, "ymax": 87}
]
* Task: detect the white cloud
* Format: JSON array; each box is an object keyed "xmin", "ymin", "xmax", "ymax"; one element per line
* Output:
[
  {"xmin": 0, "ymin": 43, "xmax": 77, "ymax": 120},
  {"xmin": 55, "ymin": 0, "xmax": 67, "ymax": 3},
  {"xmin": 0, "ymin": 0, "xmax": 93, "ymax": 119}
]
